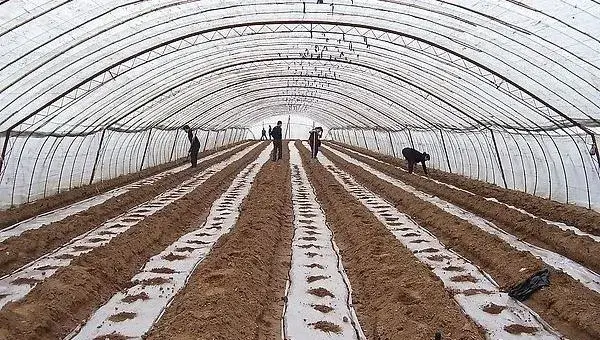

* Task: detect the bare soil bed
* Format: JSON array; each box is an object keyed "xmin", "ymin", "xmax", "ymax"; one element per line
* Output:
[
  {"xmin": 0, "ymin": 140, "xmax": 598, "ymax": 340},
  {"xmin": 321, "ymin": 146, "xmax": 600, "ymax": 339},
  {"xmin": 331, "ymin": 142, "xmax": 600, "ymax": 236},
  {"xmin": 0, "ymin": 143, "xmax": 253, "ymax": 277},
  {"xmin": 146, "ymin": 143, "xmax": 294, "ymax": 340},
  {"xmin": 0, "ymin": 142, "xmax": 244, "ymax": 229},
  {"xmin": 298, "ymin": 143, "xmax": 484, "ymax": 340},
  {"xmin": 327, "ymin": 143, "xmax": 600, "ymax": 274},
  {"xmin": 0, "ymin": 143, "xmax": 266, "ymax": 340}
]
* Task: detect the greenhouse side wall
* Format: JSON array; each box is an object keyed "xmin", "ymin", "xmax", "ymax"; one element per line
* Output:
[
  {"xmin": 332, "ymin": 128, "xmax": 600, "ymax": 211},
  {"xmin": 0, "ymin": 128, "xmax": 244, "ymax": 210}
]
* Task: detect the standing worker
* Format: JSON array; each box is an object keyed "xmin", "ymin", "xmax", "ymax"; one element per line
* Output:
[
  {"xmin": 308, "ymin": 127, "xmax": 323, "ymax": 158},
  {"xmin": 268, "ymin": 125, "xmax": 273, "ymax": 140},
  {"xmin": 183, "ymin": 125, "xmax": 201, "ymax": 168},
  {"xmin": 271, "ymin": 121, "xmax": 283, "ymax": 161},
  {"xmin": 401, "ymin": 147, "xmax": 430, "ymax": 175},
  {"xmin": 260, "ymin": 127, "xmax": 267, "ymax": 140}
]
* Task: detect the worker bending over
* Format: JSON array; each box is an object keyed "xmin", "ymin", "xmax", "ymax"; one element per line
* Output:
[{"xmin": 402, "ymin": 147, "xmax": 430, "ymax": 175}]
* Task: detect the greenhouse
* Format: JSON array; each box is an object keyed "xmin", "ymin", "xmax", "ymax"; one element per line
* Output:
[{"xmin": 0, "ymin": 1, "xmax": 599, "ymax": 339}]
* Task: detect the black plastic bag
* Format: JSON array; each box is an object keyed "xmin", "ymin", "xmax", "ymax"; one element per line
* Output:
[{"xmin": 508, "ymin": 268, "xmax": 550, "ymax": 301}]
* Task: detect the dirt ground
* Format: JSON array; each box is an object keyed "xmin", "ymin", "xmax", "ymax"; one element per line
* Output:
[
  {"xmin": 146, "ymin": 143, "xmax": 293, "ymax": 340},
  {"xmin": 0, "ymin": 143, "xmax": 253, "ymax": 277},
  {"xmin": 0, "ymin": 140, "xmax": 599, "ymax": 339},
  {"xmin": 327, "ymin": 143, "xmax": 600, "ymax": 274},
  {"xmin": 298, "ymin": 142, "xmax": 484, "ymax": 340},
  {"xmin": 321, "ymin": 147, "xmax": 600, "ymax": 339},
  {"xmin": 0, "ymin": 143, "xmax": 266, "ymax": 340},
  {"xmin": 332, "ymin": 142, "xmax": 600, "ymax": 237},
  {"xmin": 0, "ymin": 142, "xmax": 244, "ymax": 229}
]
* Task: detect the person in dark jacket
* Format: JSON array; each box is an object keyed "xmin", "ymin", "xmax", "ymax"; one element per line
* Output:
[
  {"xmin": 183, "ymin": 125, "xmax": 201, "ymax": 168},
  {"xmin": 260, "ymin": 127, "xmax": 267, "ymax": 140},
  {"xmin": 402, "ymin": 147, "xmax": 430, "ymax": 175},
  {"xmin": 271, "ymin": 121, "xmax": 283, "ymax": 161},
  {"xmin": 308, "ymin": 127, "xmax": 323, "ymax": 158},
  {"xmin": 268, "ymin": 125, "xmax": 272, "ymax": 140}
]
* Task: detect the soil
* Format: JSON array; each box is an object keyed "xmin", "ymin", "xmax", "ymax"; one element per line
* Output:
[
  {"xmin": 307, "ymin": 275, "xmax": 329, "ymax": 283},
  {"xmin": 121, "ymin": 292, "xmax": 149, "ymax": 303},
  {"xmin": 0, "ymin": 143, "xmax": 253, "ymax": 277},
  {"xmin": 327, "ymin": 143, "xmax": 600, "ymax": 274},
  {"xmin": 107, "ymin": 312, "xmax": 137, "ymax": 322},
  {"xmin": 321, "ymin": 146, "xmax": 600, "ymax": 339},
  {"xmin": 482, "ymin": 303, "xmax": 505, "ymax": 315},
  {"xmin": 504, "ymin": 324, "xmax": 538, "ymax": 334},
  {"xmin": 0, "ymin": 143, "xmax": 267, "ymax": 340},
  {"xmin": 0, "ymin": 142, "xmax": 244, "ymax": 228},
  {"xmin": 450, "ymin": 275, "xmax": 478, "ymax": 283},
  {"xmin": 308, "ymin": 287, "xmax": 335, "ymax": 298},
  {"xmin": 93, "ymin": 333, "xmax": 128, "ymax": 340},
  {"xmin": 331, "ymin": 142, "xmax": 600, "ymax": 236},
  {"xmin": 150, "ymin": 267, "xmax": 176, "ymax": 274},
  {"xmin": 313, "ymin": 304, "xmax": 334, "ymax": 313},
  {"xmin": 136, "ymin": 277, "xmax": 171, "ymax": 286},
  {"xmin": 297, "ymin": 143, "xmax": 484, "ymax": 340},
  {"xmin": 310, "ymin": 320, "xmax": 343, "ymax": 333},
  {"xmin": 145, "ymin": 143, "xmax": 294, "ymax": 340}
]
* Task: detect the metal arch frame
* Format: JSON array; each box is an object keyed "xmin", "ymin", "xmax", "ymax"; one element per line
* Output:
[
  {"xmin": 2, "ymin": 1, "xmax": 596, "ymax": 129},
  {"xmin": 4, "ymin": 23, "xmax": 580, "ymax": 202},
  {"xmin": 1, "ymin": 12, "xmax": 596, "ymax": 205},
  {"xmin": 0, "ymin": 22, "xmax": 584, "ymax": 173},
  {"xmin": 124, "ymin": 76, "xmax": 402, "ymax": 130},
  {"xmin": 5, "ymin": 51, "xmax": 576, "ymax": 203},
  {"xmin": 10, "ymin": 34, "xmax": 482, "ymax": 134},
  {"xmin": 2, "ymin": 19, "xmax": 596, "ymax": 134},
  {"xmin": 0, "ymin": 50, "xmax": 584, "ymax": 193},
  {"xmin": 110, "ymin": 39, "xmax": 545, "ymax": 132}
]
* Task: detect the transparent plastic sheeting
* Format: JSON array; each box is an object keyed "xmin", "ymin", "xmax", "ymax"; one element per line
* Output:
[
  {"xmin": 0, "ymin": 128, "xmax": 246, "ymax": 209},
  {"xmin": 332, "ymin": 128, "xmax": 600, "ymax": 211},
  {"xmin": 1, "ymin": 0, "xmax": 600, "ymax": 211},
  {"xmin": 1, "ymin": 1, "xmax": 599, "ymax": 134}
]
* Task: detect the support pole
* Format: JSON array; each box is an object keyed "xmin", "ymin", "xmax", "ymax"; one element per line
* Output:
[
  {"xmin": 169, "ymin": 129, "xmax": 179, "ymax": 162},
  {"xmin": 361, "ymin": 129, "xmax": 368, "ymax": 149},
  {"xmin": 388, "ymin": 130, "xmax": 396, "ymax": 158},
  {"xmin": 214, "ymin": 130, "xmax": 220, "ymax": 149},
  {"xmin": 139, "ymin": 128, "xmax": 153, "ymax": 172},
  {"xmin": 408, "ymin": 129, "xmax": 415, "ymax": 149},
  {"xmin": 89, "ymin": 129, "xmax": 106, "ymax": 185},
  {"xmin": 592, "ymin": 134, "xmax": 600, "ymax": 176},
  {"xmin": 285, "ymin": 115, "xmax": 291, "ymax": 139},
  {"xmin": 227, "ymin": 129, "xmax": 233, "ymax": 145},
  {"xmin": 0, "ymin": 129, "xmax": 11, "ymax": 176},
  {"xmin": 373, "ymin": 129, "xmax": 380, "ymax": 153},
  {"xmin": 490, "ymin": 130, "xmax": 508, "ymax": 189},
  {"xmin": 232, "ymin": 128, "xmax": 238, "ymax": 143},
  {"xmin": 203, "ymin": 130, "xmax": 211, "ymax": 152},
  {"xmin": 353, "ymin": 129, "xmax": 360, "ymax": 147},
  {"xmin": 440, "ymin": 129, "xmax": 452, "ymax": 173}
]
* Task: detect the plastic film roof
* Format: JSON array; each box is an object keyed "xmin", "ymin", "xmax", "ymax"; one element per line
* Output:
[{"xmin": 1, "ymin": 0, "xmax": 600, "ymax": 136}]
